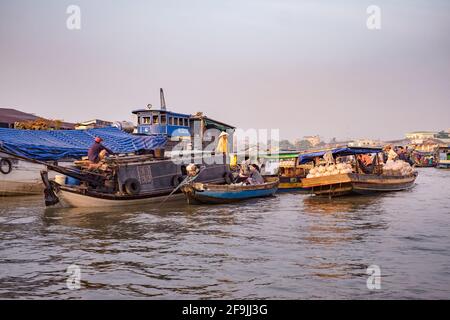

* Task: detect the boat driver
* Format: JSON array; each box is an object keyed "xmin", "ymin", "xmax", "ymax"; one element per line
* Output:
[{"xmin": 88, "ymin": 137, "xmax": 114, "ymax": 164}]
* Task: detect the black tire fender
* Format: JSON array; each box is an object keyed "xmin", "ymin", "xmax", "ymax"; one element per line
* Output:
[
  {"xmin": 123, "ymin": 178, "xmax": 141, "ymax": 195},
  {"xmin": 0, "ymin": 158, "xmax": 12, "ymax": 175}
]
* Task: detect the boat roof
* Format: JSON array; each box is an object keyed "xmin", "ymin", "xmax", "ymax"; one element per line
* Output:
[
  {"xmin": 298, "ymin": 146, "xmax": 383, "ymax": 164},
  {"xmin": 131, "ymin": 109, "xmax": 191, "ymax": 118},
  {"xmin": 132, "ymin": 109, "xmax": 235, "ymax": 129},
  {"xmin": 191, "ymin": 115, "xmax": 235, "ymax": 130}
]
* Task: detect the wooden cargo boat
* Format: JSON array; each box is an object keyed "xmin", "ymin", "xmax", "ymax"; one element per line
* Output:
[
  {"xmin": 39, "ymin": 153, "xmax": 233, "ymax": 208},
  {"xmin": 301, "ymin": 172, "xmax": 418, "ymax": 197},
  {"xmin": 437, "ymin": 146, "xmax": 450, "ymax": 169},
  {"xmin": 437, "ymin": 160, "xmax": 450, "ymax": 169},
  {"xmin": 298, "ymin": 146, "xmax": 418, "ymax": 197},
  {"xmin": 411, "ymin": 150, "xmax": 437, "ymax": 167},
  {"xmin": 181, "ymin": 177, "xmax": 279, "ymax": 204},
  {"xmin": 0, "ymin": 126, "xmax": 166, "ymax": 197}
]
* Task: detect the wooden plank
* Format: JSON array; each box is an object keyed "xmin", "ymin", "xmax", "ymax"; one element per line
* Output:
[{"xmin": 301, "ymin": 173, "xmax": 352, "ymax": 188}]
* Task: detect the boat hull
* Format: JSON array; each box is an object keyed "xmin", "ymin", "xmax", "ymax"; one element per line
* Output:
[
  {"xmin": 302, "ymin": 173, "xmax": 418, "ymax": 197},
  {"xmin": 437, "ymin": 160, "xmax": 450, "ymax": 169},
  {"xmin": 57, "ymin": 187, "xmax": 184, "ymax": 207},
  {"xmin": 182, "ymin": 178, "xmax": 279, "ymax": 204},
  {"xmin": 186, "ymin": 188, "xmax": 277, "ymax": 204},
  {"xmin": 0, "ymin": 155, "xmax": 61, "ymax": 196},
  {"xmin": 277, "ymin": 184, "xmax": 311, "ymax": 193},
  {"xmin": 266, "ymin": 175, "xmax": 311, "ymax": 193}
]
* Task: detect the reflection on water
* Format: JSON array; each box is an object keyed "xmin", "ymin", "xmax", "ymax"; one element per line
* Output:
[
  {"xmin": 0, "ymin": 168, "xmax": 449, "ymax": 299},
  {"xmin": 303, "ymin": 195, "xmax": 382, "ymax": 213}
]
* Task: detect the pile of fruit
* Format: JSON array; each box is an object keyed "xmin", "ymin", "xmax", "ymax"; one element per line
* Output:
[
  {"xmin": 382, "ymin": 160, "xmax": 414, "ymax": 176},
  {"xmin": 306, "ymin": 163, "xmax": 353, "ymax": 178},
  {"xmin": 279, "ymin": 160, "xmax": 296, "ymax": 167}
]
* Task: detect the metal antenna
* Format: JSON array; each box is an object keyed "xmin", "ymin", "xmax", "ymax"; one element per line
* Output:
[{"xmin": 160, "ymin": 88, "xmax": 166, "ymax": 110}]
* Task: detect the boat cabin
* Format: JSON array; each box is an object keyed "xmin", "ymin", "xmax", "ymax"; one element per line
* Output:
[{"xmin": 133, "ymin": 109, "xmax": 191, "ymax": 137}]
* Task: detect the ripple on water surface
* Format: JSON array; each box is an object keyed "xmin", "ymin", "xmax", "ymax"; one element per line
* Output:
[{"xmin": 0, "ymin": 168, "xmax": 449, "ymax": 299}]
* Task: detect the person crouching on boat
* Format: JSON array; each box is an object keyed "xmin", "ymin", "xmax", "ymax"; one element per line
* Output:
[
  {"xmin": 88, "ymin": 137, "xmax": 113, "ymax": 165},
  {"xmin": 247, "ymin": 164, "xmax": 265, "ymax": 185}
]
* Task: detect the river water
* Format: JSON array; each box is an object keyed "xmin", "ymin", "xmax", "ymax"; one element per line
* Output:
[{"xmin": 0, "ymin": 168, "xmax": 449, "ymax": 299}]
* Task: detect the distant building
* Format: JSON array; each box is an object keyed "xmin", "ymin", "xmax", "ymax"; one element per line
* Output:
[
  {"xmin": 0, "ymin": 108, "xmax": 75, "ymax": 129},
  {"xmin": 303, "ymin": 135, "xmax": 321, "ymax": 146},
  {"xmin": 348, "ymin": 139, "xmax": 383, "ymax": 147},
  {"xmin": 412, "ymin": 138, "xmax": 445, "ymax": 152},
  {"xmin": 75, "ymin": 119, "xmax": 113, "ymax": 130},
  {"xmin": 405, "ymin": 131, "xmax": 437, "ymax": 140},
  {"xmin": 406, "ymin": 130, "xmax": 450, "ymax": 144},
  {"xmin": 435, "ymin": 130, "xmax": 450, "ymax": 143}
]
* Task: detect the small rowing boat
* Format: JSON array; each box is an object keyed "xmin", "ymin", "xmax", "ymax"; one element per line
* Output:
[{"xmin": 181, "ymin": 177, "xmax": 279, "ymax": 204}]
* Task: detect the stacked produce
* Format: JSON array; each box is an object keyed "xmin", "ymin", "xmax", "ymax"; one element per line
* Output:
[
  {"xmin": 279, "ymin": 160, "xmax": 296, "ymax": 167},
  {"xmin": 382, "ymin": 160, "xmax": 414, "ymax": 176},
  {"xmin": 306, "ymin": 163, "xmax": 353, "ymax": 178}
]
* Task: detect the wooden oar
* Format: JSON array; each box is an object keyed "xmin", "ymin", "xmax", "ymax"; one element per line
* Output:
[{"xmin": 158, "ymin": 166, "xmax": 206, "ymax": 207}]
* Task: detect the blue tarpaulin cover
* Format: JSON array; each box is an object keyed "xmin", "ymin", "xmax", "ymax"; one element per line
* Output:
[
  {"xmin": 298, "ymin": 147, "xmax": 382, "ymax": 164},
  {"xmin": 0, "ymin": 127, "xmax": 167, "ymax": 161}
]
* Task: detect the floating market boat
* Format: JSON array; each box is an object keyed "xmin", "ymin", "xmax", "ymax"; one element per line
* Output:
[
  {"xmin": 181, "ymin": 177, "xmax": 279, "ymax": 204},
  {"xmin": 411, "ymin": 150, "xmax": 437, "ymax": 167},
  {"xmin": 0, "ymin": 88, "xmax": 236, "ymax": 197},
  {"xmin": 37, "ymin": 152, "xmax": 232, "ymax": 208},
  {"xmin": 437, "ymin": 146, "xmax": 450, "ymax": 169},
  {"xmin": 0, "ymin": 127, "xmax": 167, "ymax": 196},
  {"xmin": 132, "ymin": 88, "xmax": 235, "ymax": 152},
  {"xmin": 299, "ymin": 146, "xmax": 418, "ymax": 197},
  {"xmin": 259, "ymin": 152, "xmax": 312, "ymax": 192}
]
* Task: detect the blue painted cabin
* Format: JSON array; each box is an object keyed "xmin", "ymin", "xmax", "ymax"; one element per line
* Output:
[{"xmin": 132, "ymin": 109, "xmax": 191, "ymax": 137}]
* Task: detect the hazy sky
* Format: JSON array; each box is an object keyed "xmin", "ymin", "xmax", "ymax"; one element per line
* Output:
[{"xmin": 1, "ymin": 0, "xmax": 449, "ymax": 141}]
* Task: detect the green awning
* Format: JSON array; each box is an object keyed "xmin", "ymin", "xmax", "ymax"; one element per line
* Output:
[
  {"xmin": 204, "ymin": 118, "xmax": 234, "ymax": 132},
  {"xmin": 260, "ymin": 153, "xmax": 300, "ymax": 160}
]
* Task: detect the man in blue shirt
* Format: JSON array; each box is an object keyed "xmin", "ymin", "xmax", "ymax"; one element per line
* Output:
[{"xmin": 88, "ymin": 137, "xmax": 113, "ymax": 163}]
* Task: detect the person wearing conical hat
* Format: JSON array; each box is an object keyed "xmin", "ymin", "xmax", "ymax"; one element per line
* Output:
[{"xmin": 215, "ymin": 131, "xmax": 229, "ymax": 154}]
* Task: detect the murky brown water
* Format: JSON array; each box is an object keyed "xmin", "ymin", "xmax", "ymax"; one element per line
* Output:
[{"xmin": 0, "ymin": 168, "xmax": 449, "ymax": 299}]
